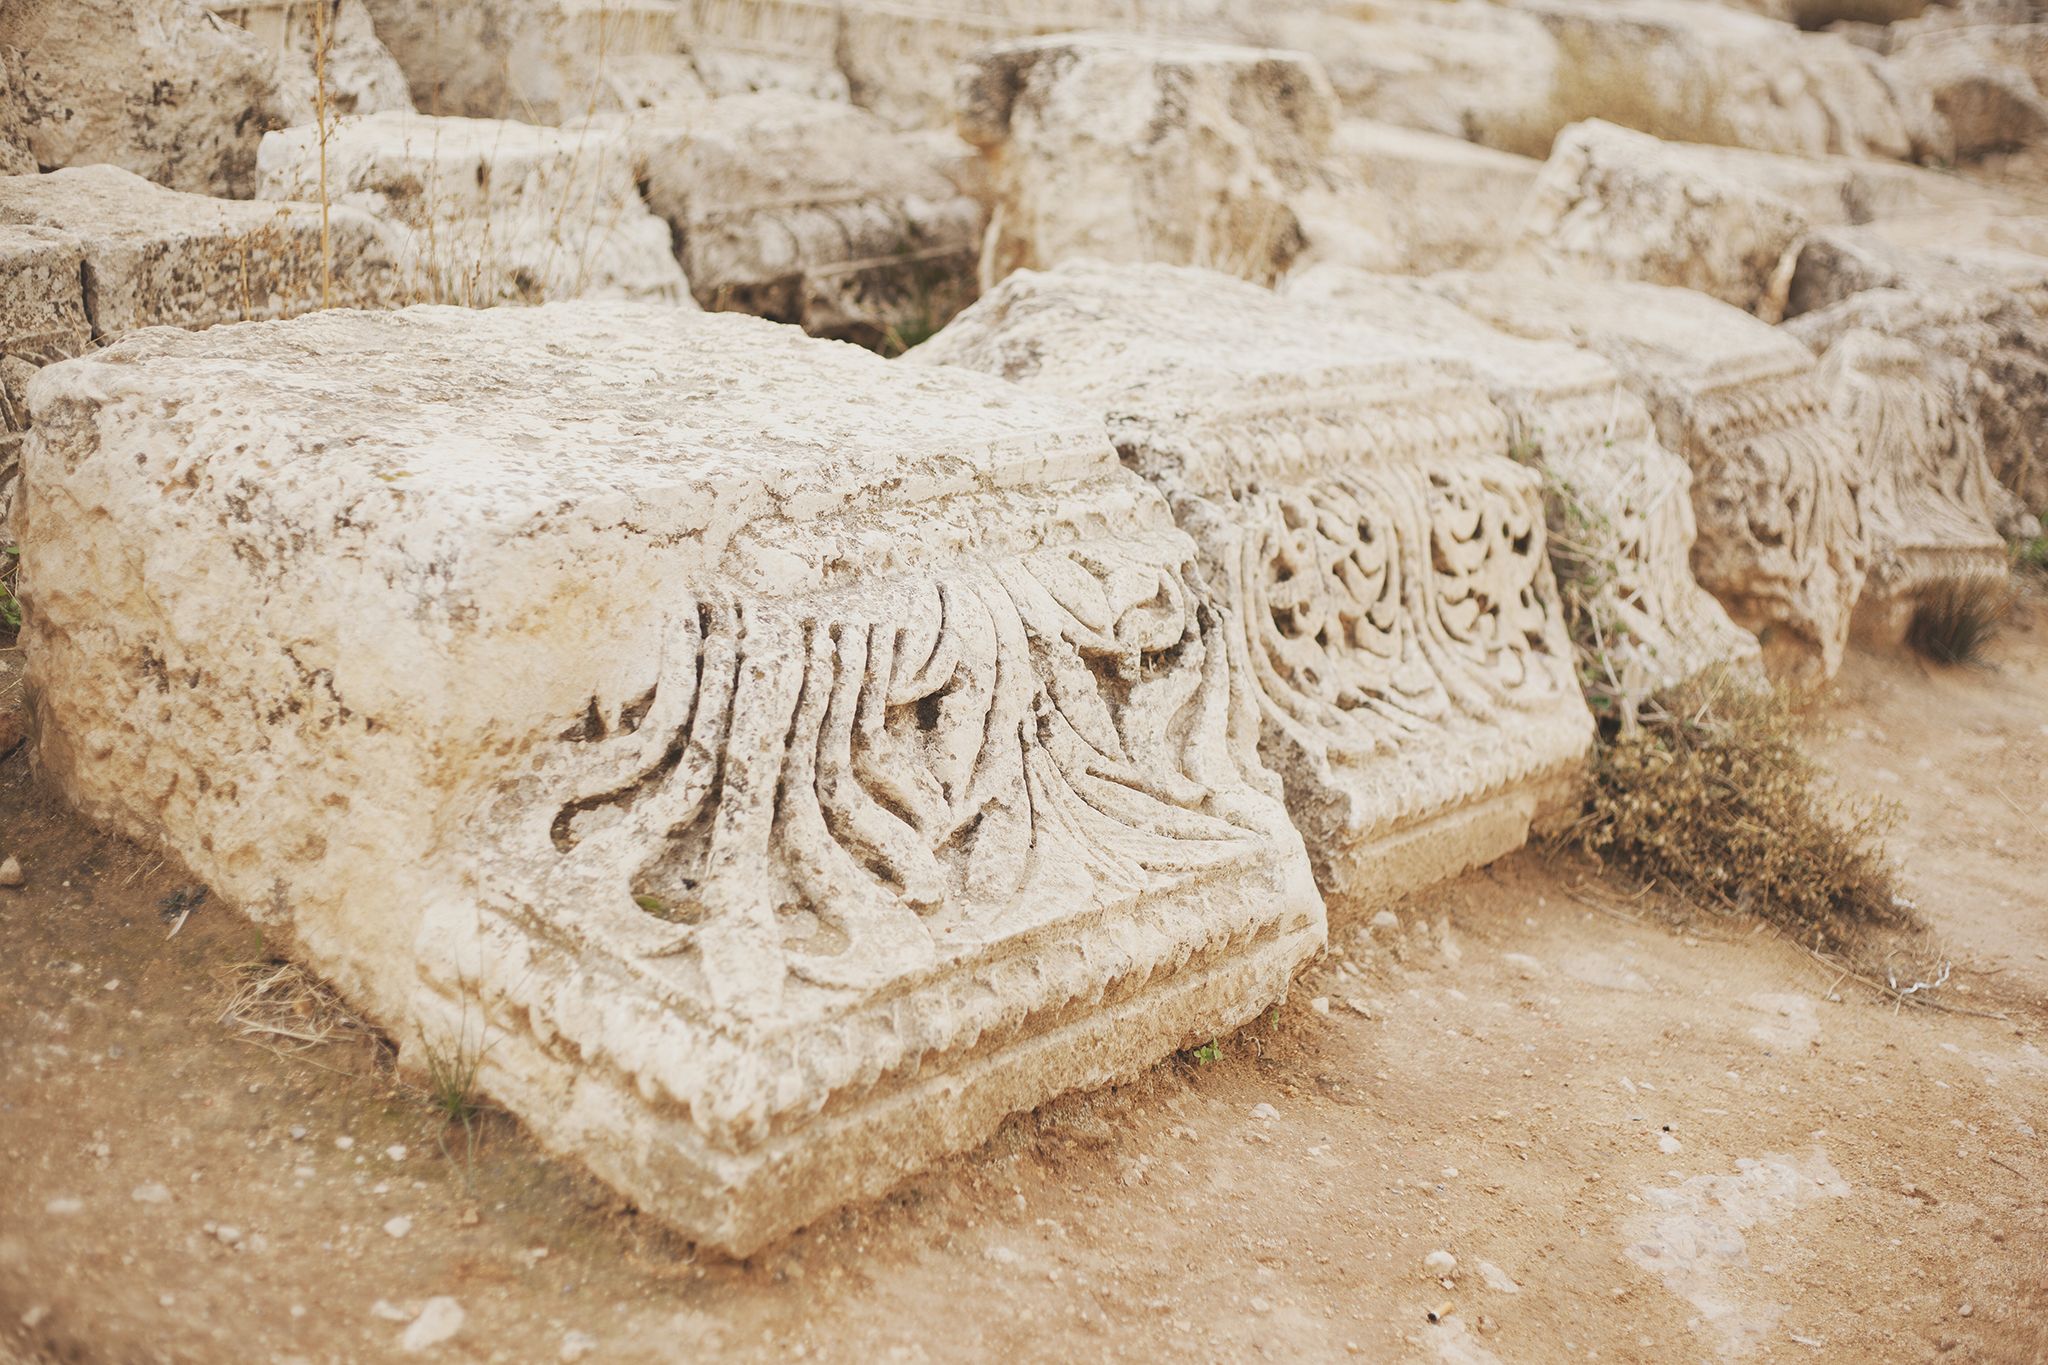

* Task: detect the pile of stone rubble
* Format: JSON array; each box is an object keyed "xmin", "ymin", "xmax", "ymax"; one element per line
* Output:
[{"xmin": 4, "ymin": 0, "xmax": 2042, "ymax": 1253}]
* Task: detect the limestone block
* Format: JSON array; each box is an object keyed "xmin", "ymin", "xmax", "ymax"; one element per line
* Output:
[
  {"xmin": 1890, "ymin": 23, "xmax": 2048, "ymax": 158},
  {"xmin": 957, "ymin": 35, "xmax": 1338, "ymax": 289},
  {"xmin": 208, "ymin": 0, "xmax": 419, "ymax": 119},
  {"xmin": 0, "ymin": 51, "xmax": 38, "ymax": 178},
  {"xmin": 21, "ymin": 300, "xmax": 1321, "ymax": 1254},
  {"xmin": 5, "ymin": 0, "xmax": 295, "ymax": 197},
  {"xmin": 1243, "ymin": 0, "xmax": 1564, "ymax": 158},
  {"xmin": 0, "ymin": 165, "xmax": 403, "ymax": 335},
  {"xmin": 915, "ymin": 261, "xmax": 1594, "ymax": 912},
  {"xmin": 258, "ymin": 113, "xmax": 690, "ymax": 306},
  {"xmin": 611, "ymin": 94, "xmax": 980, "ymax": 345},
  {"xmin": 1434, "ymin": 272, "xmax": 1870, "ymax": 685},
  {"xmin": 1285, "ymin": 265, "xmax": 1760, "ymax": 693},
  {"xmin": 1809, "ymin": 331, "xmax": 2012, "ymax": 644},
  {"xmin": 1292, "ymin": 120, "xmax": 1543, "ymax": 275},
  {"xmin": 1520, "ymin": 0, "xmax": 1943, "ymax": 161},
  {"xmin": 1507, "ymin": 120, "xmax": 1811, "ymax": 319},
  {"xmin": 0, "ymin": 226, "xmax": 90, "ymax": 491},
  {"xmin": 1786, "ymin": 223, "xmax": 2048, "ymax": 314},
  {"xmin": 841, "ymin": 0, "xmax": 1219, "ymax": 130},
  {"xmin": 1787, "ymin": 285, "xmax": 2048, "ymax": 523},
  {"xmin": 677, "ymin": 0, "xmax": 850, "ymax": 99},
  {"xmin": 359, "ymin": 0, "xmax": 707, "ymax": 122}
]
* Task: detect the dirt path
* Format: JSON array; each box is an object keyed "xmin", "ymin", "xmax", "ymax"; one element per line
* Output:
[{"xmin": 2, "ymin": 596, "xmax": 2044, "ymax": 1365}]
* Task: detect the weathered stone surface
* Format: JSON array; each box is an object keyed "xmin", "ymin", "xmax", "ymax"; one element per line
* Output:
[
  {"xmin": 1521, "ymin": 0, "xmax": 1942, "ymax": 161},
  {"xmin": 1243, "ymin": 0, "xmax": 1564, "ymax": 157},
  {"xmin": 1293, "ymin": 120, "xmax": 1542, "ymax": 275},
  {"xmin": 677, "ymin": 0, "xmax": 850, "ymax": 100},
  {"xmin": 1434, "ymin": 272, "xmax": 1870, "ymax": 684},
  {"xmin": 1890, "ymin": 23, "xmax": 2048, "ymax": 158},
  {"xmin": 0, "ymin": 50, "xmax": 38, "ymax": 177},
  {"xmin": 258, "ymin": 113, "xmax": 689, "ymax": 305},
  {"xmin": 1787, "ymin": 285, "xmax": 2048, "ymax": 522},
  {"xmin": 916, "ymin": 261, "xmax": 1594, "ymax": 911},
  {"xmin": 0, "ymin": 226, "xmax": 90, "ymax": 493},
  {"xmin": 21, "ymin": 300, "xmax": 1321, "ymax": 1254},
  {"xmin": 0, "ymin": 165, "xmax": 403, "ymax": 335},
  {"xmin": 209, "ymin": 0, "xmax": 418, "ymax": 119},
  {"xmin": 610, "ymin": 93, "xmax": 979, "ymax": 345},
  {"xmin": 6, "ymin": 0, "xmax": 295, "ymax": 197},
  {"xmin": 359, "ymin": 0, "xmax": 706, "ymax": 122},
  {"xmin": 1787, "ymin": 223, "xmax": 2048, "ymax": 315},
  {"xmin": 842, "ymin": 0, "xmax": 1212, "ymax": 129},
  {"xmin": 1286, "ymin": 265, "xmax": 1760, "ymax": 693},
  {"xmin": 1809, "ymin": 331, "xmax": 2012, "ymax": 644},
  {"xmin": 958, "ymin": 35, "xmax": 1337, "ymax": 289},
  {"xmin": 1507, "ymin": 120, "xmax": 1812, "ymax": 319}
]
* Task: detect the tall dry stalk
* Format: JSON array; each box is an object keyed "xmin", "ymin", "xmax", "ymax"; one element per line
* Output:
[{"xmin": 312, "ymin": 0, "xmax": 333, "ymax": 308}]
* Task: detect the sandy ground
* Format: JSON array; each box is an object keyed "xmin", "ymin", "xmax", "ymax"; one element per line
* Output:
[{"xmin": 1, "ymin": 592, "xmax": 2043, "ymax": 1365}]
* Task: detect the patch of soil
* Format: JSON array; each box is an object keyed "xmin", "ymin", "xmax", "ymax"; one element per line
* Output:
[{"xmin": 1, "ymin": 597, "xmax": 2044, "ymax": 1364}]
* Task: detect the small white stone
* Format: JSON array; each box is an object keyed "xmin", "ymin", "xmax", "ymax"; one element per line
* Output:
[
  {"xmin": 0, "ymin": 857, "xmax": 24, "ymax": 888},
  {"xmin": 1371, "ymin": 910, "xmax": 1401, "ymax": 935},
  {"xmin": 1958, "ymin": 1304, "xmax": 1973, "ymax": 1318},
  {"xmin": 1424, "ymin": 1250, "xmax": 1457, "ymax": 1275},
  {"xmin": 214, "ymin": 1225, "xmax": 243, "ymax": 1246},
  {"xmin": 400, "ymin": 1297, "xmax": 465, "ymax": 1353},
  {"xmin": 44, "ymin": 1197, "xmax": 83, "ymax": 1216},
  {"xmin": 1310, "ymin": 996, "xmax": 1330, "ymax": 1015},
  {"xmin": 289, "ymin": 1125, "xmax": 308, "ymax": 1141},
  {"xmin": 1441, "ymin": 1167, "xmax": 1460, "ymax": 1180},
  {"xmin": 1658, "ymin": 1134, "xmax": 1683, "ymax": 1155},
  {"xmin": 1477, "ymin": 1261, "xmax": 1522, "ymax": 1294},
  {"xmin": 130, "ymin": 1183, "xmax": 172, "ymax": 1204},
  {"xmin": 560, "ymin": 1331, "xmax": 598, "ymax": 1363},
  {"xmin": 370, "ymin": 1299, "xmax": 413, "ymax": 1323},
  {"xmin": 386, "ymin": 1144, "xmax": 408, "ymax": 1162},
  {"xmin": 1249, "ymin": 1295, "xmax": 1273, "ymax": 1314},
  {"xmin": 1249, "ymin": 1102, "xmax": 1280, "ymax": 1121},
  {"xmin": 384, "ymin": 1215, "xmax": 414, "ymax": 1239},
  {"xmin": 334, "ymin": 1136, "xmax": 355, "ymax": 1151}
]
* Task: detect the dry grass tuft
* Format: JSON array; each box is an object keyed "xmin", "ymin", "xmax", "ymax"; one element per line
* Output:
[
  {"xmin": 1570, "ymin": 668, "xmax": 1910, "ymax": 960},
  {"xmin": 218, "ymin": 958, "xmax": 375, "ymax": 1058},
  {"xmin": 1907, "ymin": 579, "xmax": 2015, "ymax": 666}
]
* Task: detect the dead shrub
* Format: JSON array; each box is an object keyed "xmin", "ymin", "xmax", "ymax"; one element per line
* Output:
[{"xmin": 1570, "ymin": 668, "xmax": 1909, "ymax": 958}]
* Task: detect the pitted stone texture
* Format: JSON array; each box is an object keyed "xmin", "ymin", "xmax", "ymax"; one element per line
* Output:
[
  {"xmin": 0, "ymin": 226, "xmax": 90, "ymax": 491},
  {"xmin": 958, "ymin": 35, "xmax": 1337, "ymax": 289},
  {"xmin": 0, "ymin": 166, "xmax": 402, "ymax": 335},
  {"xmin": 1244, "ymin": 0, "xmax": 1564, "ymax": 157},
  {"xmin": 258, "ymin": 113, "xmax": 689, "ymax": 306},
  {"xmin": 21, "ymin": 301, "xmax": 1321, "ymax": 1254},
  {"xmin": 1508, "ymin": 121, "xmax": 1811, "ymax": 319},
  {"xmin": 1286, "ymin": 265, "xmax": 1759, "ymax": 694},
  {"xmin": 1787, "ymin": 223, "xmax": 2048, "ymax": 316},
  {"xmin": 1434, "ymin": 272, "xmax": 1870, "ymax": 685},
  {"xmin": 1, "ymin": 51, "xmax": 38, "ymax": 177},
  {"xmin": 360, "ymin": 0, "xmax": 706, "ymax": 122},
  {"xmin": 1810, "ymin": 332, "xmax": 2012, "ymax": 644},
  {"xmin": 1520, "ymin": 0, "xmax": 1942, "ymax": 161},
  {"xmin": 1788, "ymin": 285, "xmax": 2048, "ymax": 524},
  {"xmin": 209, "ymin": 0, "xmax": 418, "ymax": 120},
  {"xmin": 610, "ymin": 94, "xmax": 980, "ymax": 345},
  {"xmin": 916, "ymin": 261, "xmax": 1594, "ymax": 912},
  {"xmin": 5, "ymin": 0, "xmax": 294, "ymax": 197},
  {"xmin": 678, "ymin": 0, "xmax": 850, "ymax": 100},
  {"xmin": 1293, "ymin": 121, "xmax": 1542, "ymax": 276}
]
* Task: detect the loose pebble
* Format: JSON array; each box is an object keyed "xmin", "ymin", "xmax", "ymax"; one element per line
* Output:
[
  {"xmin": 334, "ymin": 1136, "xmax": 355, "ymax": 1151},
  {"xmin": 1249, "ymin": 1103, "xmax": 1280, "ymax": 1122},
  {"xmin": 400, "ymin": 1297, "xmax": 465, "ymax": 1353},
  {"xmin": 384, "ymin": 1215, "xmax": 414, "ymax": 1239},
  {"xmin": 131, "ymin": 1183, "xmax": 171, "ymax": 1205},
  {"xmin": 560, "ymin": 1331, "xmax": 598, "ymax": 1362},
  {"xmin": 1659, "ymin": 1134, "xmax": 1683, "ymax": 1155},
  {"xmin": 1424, "ymin": 1250, "xmax": 1457, "ymax": 1275},
  {"xmin": 0, "ymin": 857, "xmax": 23, "ymax": 888}
]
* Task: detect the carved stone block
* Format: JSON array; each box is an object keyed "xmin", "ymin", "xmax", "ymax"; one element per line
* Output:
[
  {"xmin": 1788, "ymin": 284, "xmax": 2048, "ymax": 527},
  {"xmin": 1286, "ymin": 265, "xmax": 1760, "ymax": 694},
  {"xmin": 257, "ymin": 113, "xmax": 690, "ymax": 306},
  {"xmin": 1434, "ymin": 272, "xmax": 1871, "ymax": 685},
  {"xmin": 20, "ymin": 301, "xmax": 1321, "ymax": 1253},
  {"xmin": 678, "ymin": 0, "xmax": 850, "ymax": 100},
  {"xmin": 609, "ymin": 93, "xmax": 981, "ymax": 346},
  {"xmin": 957, "ymin": 34, "xmax": 1338, "ymax": 289},
  {"xmin": 916, "ymin": 261, "xmax": 1593, "ymax": 911}
]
